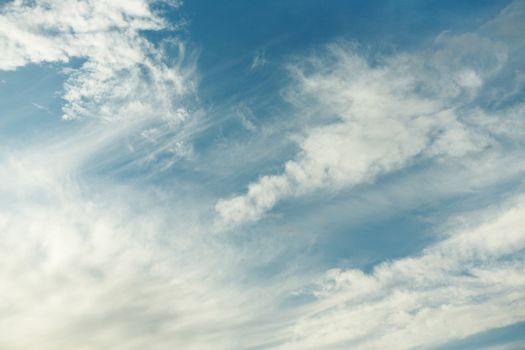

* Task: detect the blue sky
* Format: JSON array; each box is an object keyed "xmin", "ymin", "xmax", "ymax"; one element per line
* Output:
[{"xmin": 1, "ymin": 1, "xmax": 525, "ymax": 349}]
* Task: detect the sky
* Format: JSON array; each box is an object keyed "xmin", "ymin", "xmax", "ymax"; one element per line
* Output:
[{"xmin": 0, "ymin": 0, "xmax": 525, "ymax": 349}]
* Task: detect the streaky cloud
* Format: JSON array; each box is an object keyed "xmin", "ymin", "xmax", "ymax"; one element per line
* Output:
[
  {"xmin": 215, "ymin": 4, "xmax": 523, "ymax": 226},
  {"xmin": 0, "ymin": 0, "xmax": 194, "ymax": 122}
]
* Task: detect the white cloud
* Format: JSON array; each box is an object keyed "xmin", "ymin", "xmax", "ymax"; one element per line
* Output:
[
  {"xmin": 1, "ymin": 1, "xmax": 525, "ymax": 349},
  {"xmin": 2, "ymin": 132, "xmax": 524, "ymax": 349},
  {"xmin": 216, "ymin": 34, "xmax": 507, "ymax": 225},
  {"xmin": 273, "ymin": 194, "xmax": 525, "ymax": 349},
  {"xmin": 236, "ymin": 104, "xmax": 258, "ymax": 132},
  {"xmin": 251, "ymin": 49, "xmax": 268, "ymax": 70},
  {"xmin": 0, "ymin": 139, "xmax": 301, "ymax": 350},
  {"xmin": 482, "ymin": 0, "xmax": 525, "ymax": 47},
  {"xmin": 215, "ymin": 0, "xmax": 525, "ymax": 227},
  {"xmin": 0, "ymin": 0, "xmax": 193, "ymax": 122}
]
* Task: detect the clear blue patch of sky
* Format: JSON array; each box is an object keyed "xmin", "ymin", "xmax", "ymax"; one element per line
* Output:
[
  {"xmin": 0, "ymin": 63, "xmax": 68, "ymax": 145},
  {"xmin": 182, "ymin": 0, "xmax": 510, "ymax": 103}
]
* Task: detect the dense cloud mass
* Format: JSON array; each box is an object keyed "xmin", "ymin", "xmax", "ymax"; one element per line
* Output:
[
  {"xmin": 0, "ymin": 0, "xmax": 192, "ymax": 122},
  {"xmin": 1, "ymin": 0, "xmax": 525, "ymax": 349}
]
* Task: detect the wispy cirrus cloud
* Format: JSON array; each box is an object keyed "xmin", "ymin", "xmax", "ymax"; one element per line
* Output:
[
  {"xmin": 0, "ymin": 136, "xmax": 309, "ymax": 349},
  {"xmin": 1, "ymin": 0, "xmax": 525, "ymax": 349},
  {"xmin": 215, "ymin": 9, "xmax": 522, "ymax": 226},
  {"xmin": 0, "ymin": 0, "xmax": 194, "ymax": 122},
  {"xmin": 3, "ymin": 141, "xmax": 524, "ymax": 349},
  {"xmin": 273, "ymin": 193, "xmax": 525, "ymax": 349},
  {"xmin": 0, "ymin": 154, "xmax": 247, "ymax": 350}
]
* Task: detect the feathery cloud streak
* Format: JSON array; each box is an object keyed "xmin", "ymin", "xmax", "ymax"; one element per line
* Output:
[
  {"xmin": 0, "ymin": 0, "xmax": 193, "ymax": 122},
  {"xmin": 1, "ymin": 0, "xmax": 525, "ymax": 349},
  {"xmin": 215, "ymin": 26, "xmax": 519, "ymax": 225},
  {"xmin": 274, "ymin": 193, "xmax": 525, "ymax": 349}
]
